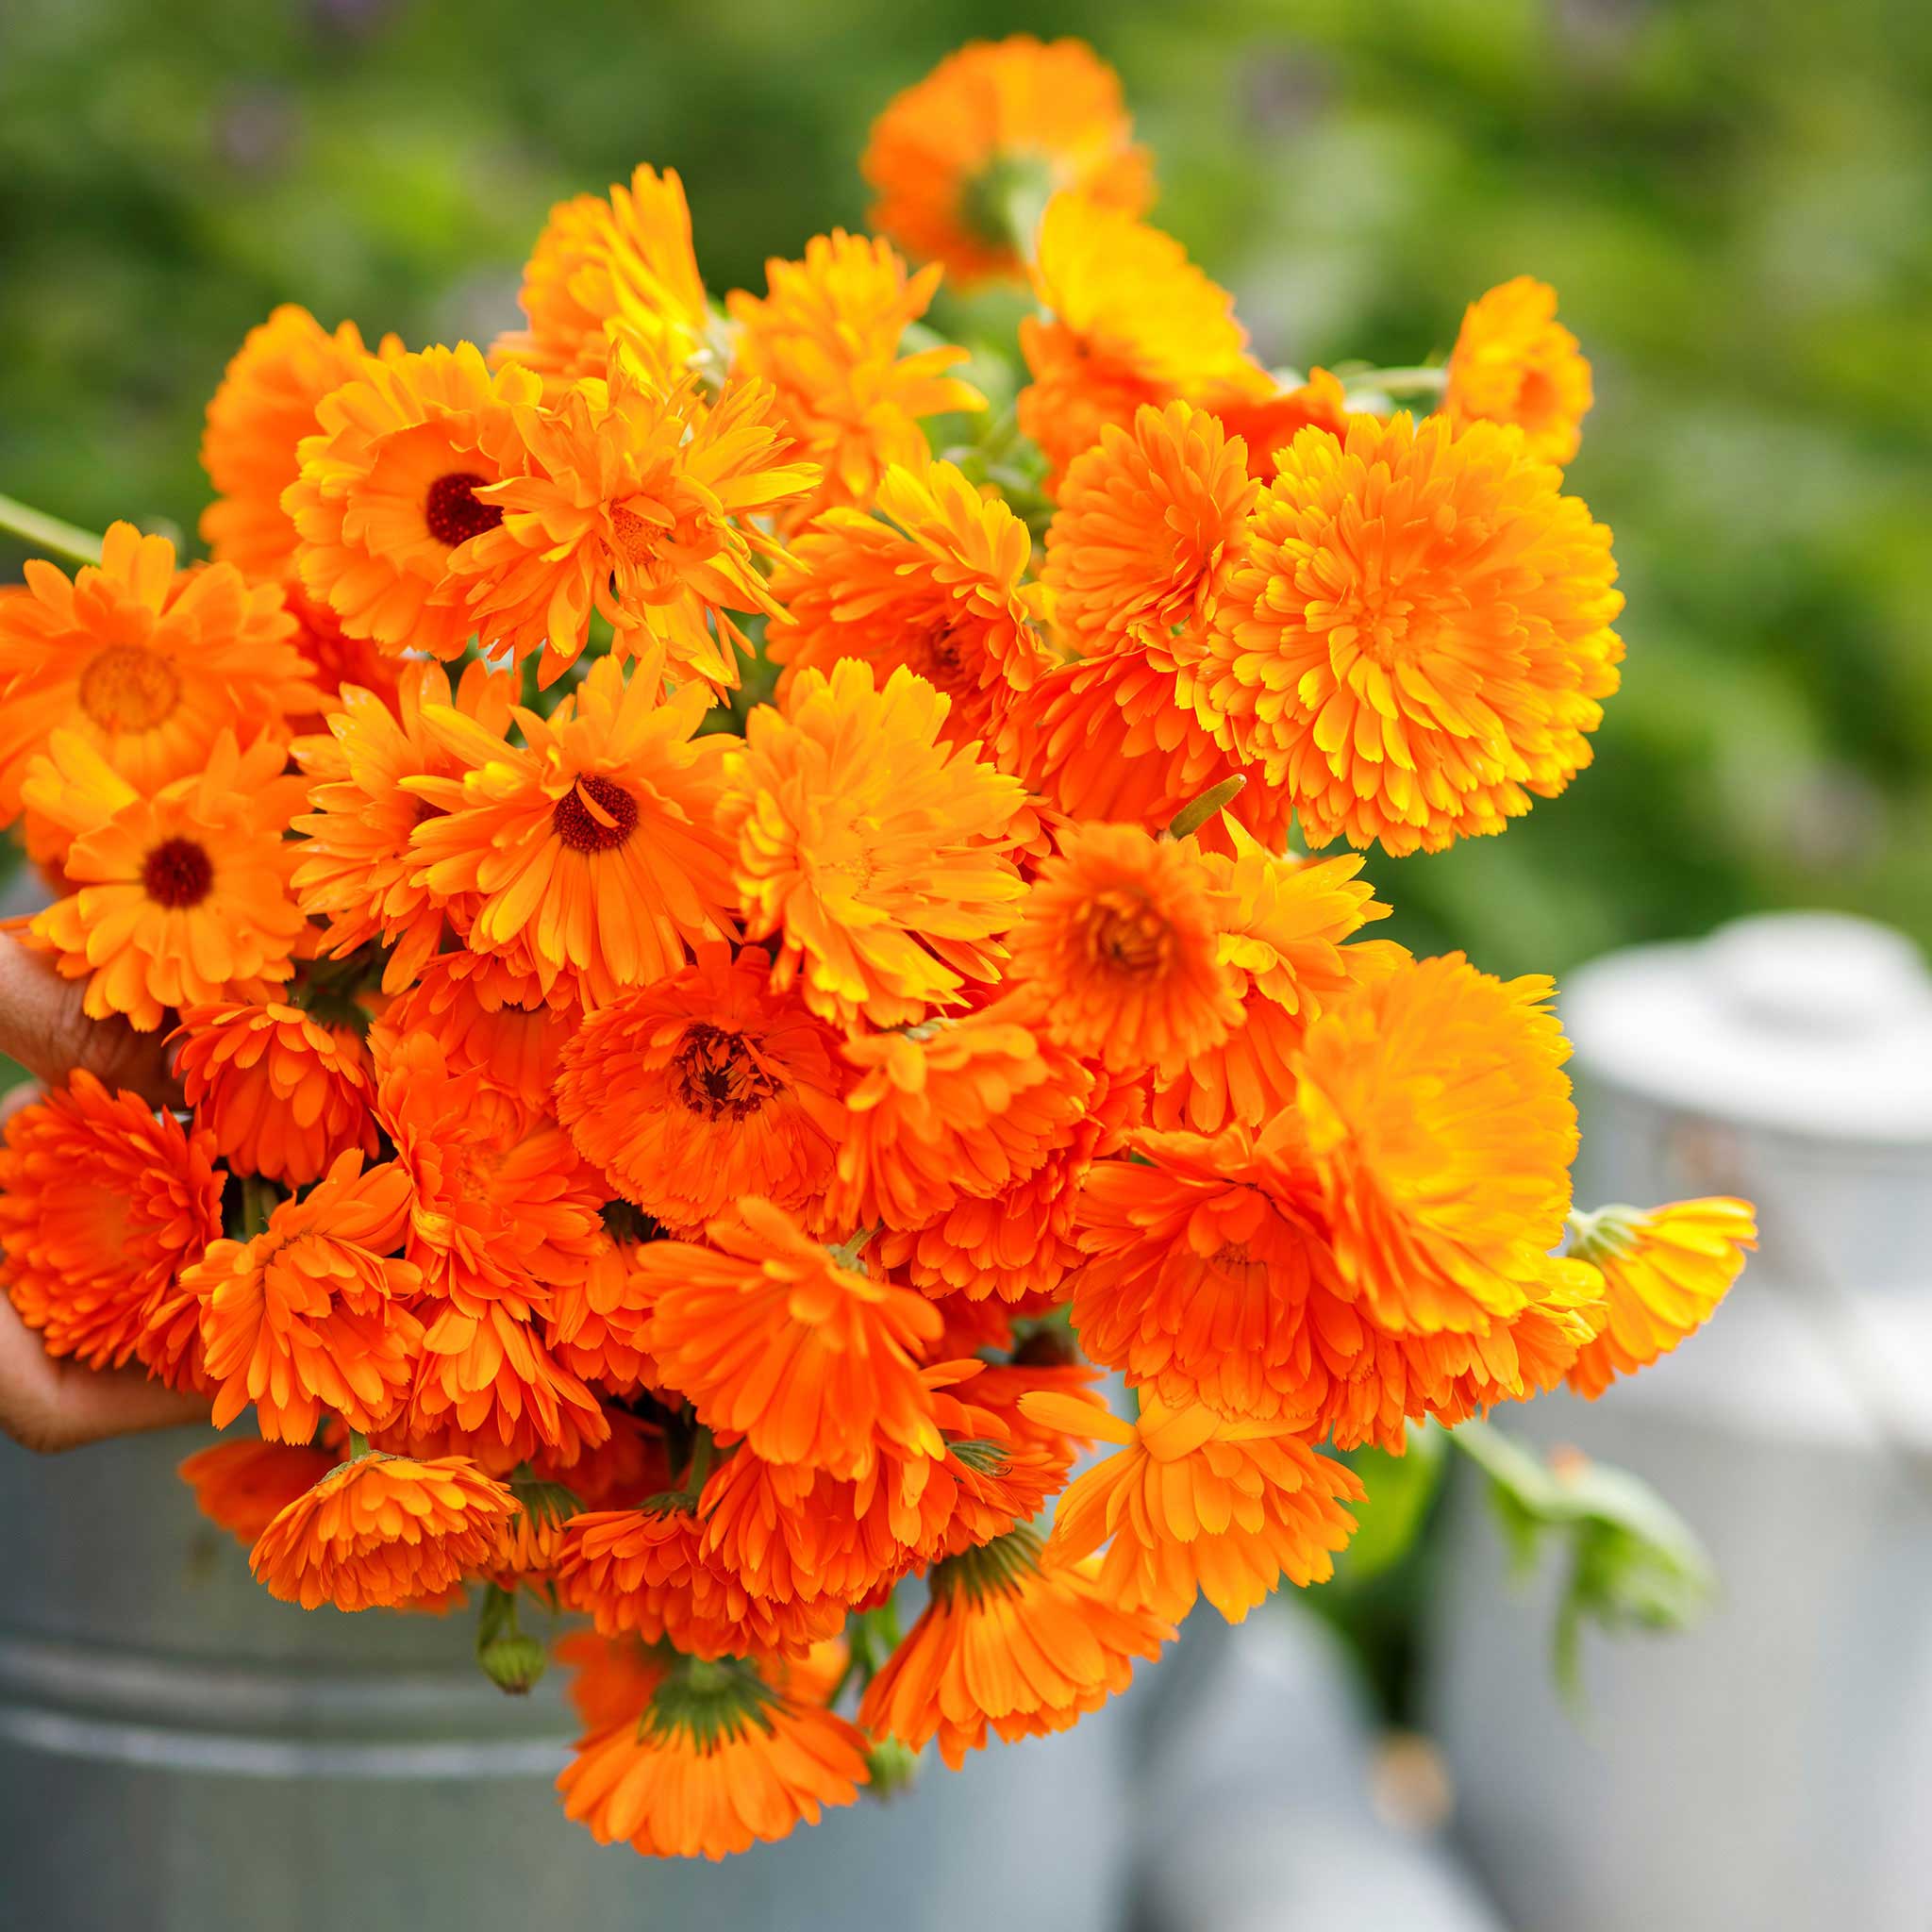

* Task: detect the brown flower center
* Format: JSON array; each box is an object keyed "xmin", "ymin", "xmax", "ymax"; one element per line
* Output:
[
  {"xmin": 671, "ymin": 1024, "xmax": 781, "ymax": 1121},
  {"xmin": 1085, "ymin": 887, "xmax": 1171, "ymax": 979},
  {"xmin": 142, "ymin": 837, "xmax": 214, "ymax": 908},
  {"xmin": 551, "ymin": 775, "xmax": 639, "ymax": 854},
  {"xmin": 76, "ymin": 644, "xmax": 181, "ymax": 732},
  {"xmin": 424, "ymin": 472, "xmax": 502, "ymax": 547}
]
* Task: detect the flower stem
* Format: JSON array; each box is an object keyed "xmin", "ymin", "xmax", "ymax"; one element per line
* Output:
[
  {"xmin": 0, "ymin": 493, "xmax": 105, "ymax": 569},
  {"xmin": 1348, "ymin": 365, "xmax": 1449, "ymax": 399}
]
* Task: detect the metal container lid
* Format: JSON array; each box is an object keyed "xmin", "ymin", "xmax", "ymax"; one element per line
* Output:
[{"xmin": 1561, "ymin": 911, "xmax": 1932, "ymax": 1145}]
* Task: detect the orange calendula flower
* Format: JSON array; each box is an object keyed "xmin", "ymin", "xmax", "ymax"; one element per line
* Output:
[
  {"xmin": 190, "ymin": 1151, "xmax": 424, "ymax": 1442},
  {"xmin": 862, "ymin": 35, "xmax": 1153, "ymax": 285},
  {"xmin": 641, "ymin": 1198, "xmax": 944, "ymax": 1477},
  {"xmin": 408, "ymin": 654, "xmax": 739, "ymax": 1007},
  {"xmin": 545, "ymin": 1220, "xmax": 663, "ymax": 1397},
  {"xmin": 1041, "ymin": 400, "xmax": 1259, "ymax": 658},
  {"xmin": 558, "ymin": 1650, "xmax": 868, "ymax": 1860},
  {"xmin": 286, "ymin": 342, "xmax": 540, "ymax": 662},
  {"xmin": 178, "ymin": 1437, "xmax": 344, "ymax": 1548},
  {"xmin": 1018, "ymin": 193, "xmax": 1261, "ymax": 489},
  {"xmin": 1442, "ymin": 276, "xmax": 1592, "ymax": 466},
  {"xmin": 171, "ymin": 999, "xmax": 376, "ymax": 1187},
  {"xmin": 767, "ymin": 458, "xmax": 1049, "ymax": 751},
  {"xmin": 447, "ymin": 358, "xmax": 817, "ymax": 690},
  {"xmin": 1205, "ymin": 366, "xmax": 1355, "ymax": 481},
  {"xmin": 292, "ymin": 659, "xmax": 517, "ymax": 993},
  {"xmin": 1007, "ymin": 819, "xmax": 1241, "ymax": 1080},
  {"xmin": 249, "ymin": 1451, "xmax": 515, "ymax": 1611},
  {"xmin": 1565, "ymin": 1197, "xmax": 1757, "ymax": 1399},
  {"xmin": 281, "ymin": 578, "xmax": 406, "ymax": 727},
  {"xmin": 199, "ymin": 305, "xmax": 391, "ymax": 579},
  {"xmin": 722, "ymin": 659, "xmax": 1027, "ymax": 1028},
  {"xmin": 726, "ymin": 230, "xmax": 982, "ymax": 525},
  {"xmin": 491, "ymin": 164, "xmax": 712, "ymax": 392},
  {"xmin": 24, "ymin": 730, "xmax": 308, "ymax": 1031},
  {"xmin": 0, "ymin": 521, "xmax": 316, "ymax": 826},
  {"xmin": 827, "ymin": 995, "xmax": 1092, "ymax": 1232},
  {"xmin": 554, "ymin": 944, "xmax": 847, "ymax": 1236},
  {"xmin": 1029, "ymin": 1392, "xmax": 1362, "ymax": 1621},
  {"xmin": 0, "ymin": 1071, "xmax": 224, "ymax": 1389},
  {"xmin": 859, "ymin": 1528, "xmax": 1171, "ymax": 1769},
  {"xmin": 1196, "ymin": 413, "xmax": 1624, "ymax": 856}
]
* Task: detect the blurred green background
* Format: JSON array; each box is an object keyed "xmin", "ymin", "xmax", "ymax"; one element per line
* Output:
[{"xmin": 3, "ymin": 0, "xmax": 1929, "ymax": 973}]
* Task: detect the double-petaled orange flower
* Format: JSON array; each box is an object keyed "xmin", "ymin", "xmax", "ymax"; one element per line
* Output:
[
  {"xmin": 1443, "ymin": 276, "xmax": 1593, "ymax": 465},
  {"xmin": 179, "ymin": 1437, "xmax": 344, "ymax": 1547}
]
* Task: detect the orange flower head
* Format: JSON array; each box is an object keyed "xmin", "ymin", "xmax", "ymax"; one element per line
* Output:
[
  {"xmin": 726, "ymin": 231, "xmax": 983, "ymax": 526},
  {"xmin": 545, "ymin": 1218, "xmax": 665, "ymax": 1397},
  {"xmin": 25, "ymin": 729, "xmax": 308, "ymax": 1031},
  {"xmin": 555, "ymin": 944, "xmax": 847, "ymax": 1236},
  {"xmin": 1204, "ymin": 367, "xmax": 1355, "ymax": 481},
  {"xmin": 281, "ymin": 577, "xmax": 406, "ymax": 726},
  {"xmin": 178, "ymin": 1437, "xmax": 344, "ymax": 1547},
  {"xmin": 491, "ymin": 165, "xmax": 712, "ymax": 392},
  {"xmin": 408, "ymin": 654, "xmax": 739, "ymax": 1008},
  {"xmin": 862, "ymin": 36, "xmax": 1152, "ymax": 284},
  {"xmin": 1443, "ymin": 276, "xmax": 1592, "ymax": 465},
  {"xmin": 1007, "ymin": 820, "xmax": 1241, "ymax": 1080},
  {"xmin": 554, "ymin": 1630, "xmax": 675, "ymax": 1737},
  {"xmin": 1198, "ymin": 413, "xmax": 1624, "ymax": 855},
  {"xmin": 767, "ymin": 458, "xmax": 1050, "ymax": 751},
  {"xmin": 190, "ymin": 1151, "xmax": 423, "ymax": 1443},
  {"xmin": 1018, "ymin": 193, "xmax": 1261, "ymax": 489},
  {"xmin": 722, "ymin": 658, "xmax": 1028, "ymax": 1028},
  {"xmin": 1042, "ymin": 401, "xmax": 1259, "ymax": 658},
  {"xmin": 858, "ymin": 1528, "xmax": 1171, "ymax": 1769},
  {"xmin": 641, "ymin": 1198, "xmax": 945, "ymax": 1477},
  {"xmin": 0, "ymin": 521, "xmax": 317, "ymax": 826},
  {"xmin": 558, "ymin": 1649, "xmax": 868, "ymax": 1859},
  {"xmin": 171, "ymin": 999, "xmax": 376, "ymax": 1186},
  {"xmin": 291, "ymin": 658, "xmax": 517, "ymax": 993},
  {"xmin": 0, "ymin": 1071, "xmax": 224, "ymax": 1389},
  {"xmin": 249, "ymin": 1451, "xmax": 515, "ymax": 1611},
  {"xmin": 1565, "ymin": 1196, "xmax": 1756, "ymax": 1399},
  {"xmin": 1032, "ymin": 1392, "xmax": 1362, "ymax": 1622},
  {"xmin": 286, "ymin": 342, "xmax": 540, "ymax": 662},
  {"xmin": 447, "ymin": 358, "xmax": 817, "ymax": 690},
  {"xmin": 199, "ymin": 306, "xmax": 392, "ymax": 579},
  {"xmin": 827, "ymin": 995, "xmax": 1092, "ymax": 1233}
]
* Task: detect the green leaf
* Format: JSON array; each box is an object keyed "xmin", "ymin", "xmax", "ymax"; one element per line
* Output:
[{"xmin": 1337, "ymin": 1423, "xmax": 1447, "ymax": 1583}]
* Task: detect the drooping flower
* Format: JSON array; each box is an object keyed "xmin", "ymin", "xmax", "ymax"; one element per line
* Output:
[
  {"xmin": 1007, "ymin": 819, "xmax": 1241, "ymax": 1079},
  {"xmin": 171, "ymin": 999, "xmax": 376, "ymax": 1186},
  {"xmin": 408, "ymin": 654, "xmax": 739, "ymax": 1007},
  {"xmin": 0, "ymin": 521, "xmax": 316, "ymax": 825},
  {"xmin": 554, "ymin": 944, "xmax": 847, "ymax": 1236},
  {"xmin": 286, "ymin": 342, "xmax": 540, "ymax": 662},
  {"xmin": 1564, "ymin": 1197, "xmax": 1757, "ymax": 1399},
  {"xmin": 291, "ymin": 659, "xmax": 517, "ymax": 993},
  {"xmin": 641, "ymin": 1198, "xmax": 944, "ymax": 1477},
  {"xmin": 24, "ymin": 730, "xmax": 308, "ymax": 1030},
  {"xmin": 249, "ymin": 1451, "xmax": 515, "ymax": 1611},
  {"xmin": 862, "ymin": 36, "xmax": 1153, "ymax": 284},
  {"xmin": 557, "ymin": 1650, "xmax": 869, "ymax": 1860},
  {"xmin": 721, "ymin": 659, "xmax": 1027, "ymax": 1028},
  {"xmin": 767, "ymin": 458, "xmax": 1049, "ymax": 750},
  {"xmin": 178, "ymin": 1437, "xmax": 344, "ymax": 1547},
  {"xmin": 1442, "ymin": 276, "xmax": 1592, "ymax": 466},
  {"xmin": 1017, "ymin": 193, "xmax": 1262, "ymax": 488},
  {"xmin": 1195, "ymin": 413, "xmax": 1624, "ymax": 856},
  {"xmin": 726, "ymin": 231, "xmax": 982, "ymax": 525},
  {"xmin": 190, "ymin": 1151, "xmax": 424, "ymax": 1443},
  {"xmin": 858, "ymin": 1528, "xmax": 1171, "ymax": 1768},
  {"xmin": 0, "ymin": 1071, "xmax": 224, "ymax": 1389},
  {"xmin": 446, "ymin": 358, "xmax": 817, "ymax": 689},
  {"xmin": 491, "ymin": 164, "xmax": 712, "ymax": 392},
  {"xmin": 199, "ymin": 305, "xmax": 392, "ymax": 579},
  {"xmin": 1028, "ymin": 1391, "xmax": 1362, "ymax": 1621}
]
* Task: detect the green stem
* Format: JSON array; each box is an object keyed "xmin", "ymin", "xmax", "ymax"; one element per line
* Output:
[
  {"xmin": 239, "ymin": 1174, "xmax": 279, "ymax": 1241},
  {"xmin": 684, "ymin": 1425, "xmax": 715, "ymax": 1497},
  {"xmin": 1349, "ymin": 365, "xmax": 1449, "ymax": 399},
  {"xmin": 0, "ymin": 493, "xmax": 105, "ymax": 569},
  {"xmin": 347, "ymin": 1430, "xmax": 373, "ymax": 1461}
]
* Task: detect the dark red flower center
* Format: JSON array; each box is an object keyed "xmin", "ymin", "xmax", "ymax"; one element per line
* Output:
[
  {"xmin": 424, "ymin": 471, "xmax": 502, "ymax": 547},
  {"xmin": 551, "ymin": 775, "xmax": 639, "ymax": 854},
  {"xmin": 142, "ymin": 837, "xmax": 214, "ymax": 908},
  {"xmin": 672, "ymin": 1024, "xmax": 781, "ymax": 1121}
]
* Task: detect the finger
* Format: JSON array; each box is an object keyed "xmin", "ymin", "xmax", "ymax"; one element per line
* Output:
[
  {"xmin": 0, "ymin": 932, "xmax": 180, "ymax": 1108},
  {"xmin": 0, "ymin": 1292, "xmax": 210, "ymax": 1454}
]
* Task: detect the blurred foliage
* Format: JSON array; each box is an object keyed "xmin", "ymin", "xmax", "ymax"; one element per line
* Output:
[{"xmin": 3, "ymin": 0, "xmax": 1930, "ymax": 969}]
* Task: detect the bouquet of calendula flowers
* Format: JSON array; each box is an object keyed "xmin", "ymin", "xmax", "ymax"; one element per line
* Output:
[{"xmin": 0, "ymin": 34, "xmax": 1757, "ymax": 1861}]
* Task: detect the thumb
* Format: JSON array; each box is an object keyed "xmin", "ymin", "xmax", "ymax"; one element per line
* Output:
[{"xmin": 0, "ymin": 931, "xmax": 181, "ymax": 1109}]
